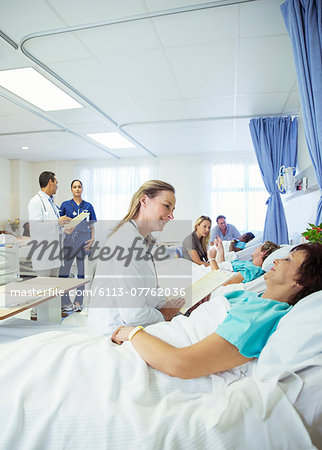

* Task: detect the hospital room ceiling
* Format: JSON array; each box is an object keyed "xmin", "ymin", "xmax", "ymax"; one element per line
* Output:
[{"xmin": 0, "ymin": 0, "xmax": 300, "ymax": 161}]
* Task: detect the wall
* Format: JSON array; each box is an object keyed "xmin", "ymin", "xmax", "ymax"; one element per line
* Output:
[
  {"xmin": 0, "ymin": 157, "xmax": 11, "ymax": 226},
  {"xmin": 282, "ymin": 113, "xmax": 320, "ymax": 236},
  {"xmin": 11, "ymin": 160, "xmax": 32, "ymax": 221}
]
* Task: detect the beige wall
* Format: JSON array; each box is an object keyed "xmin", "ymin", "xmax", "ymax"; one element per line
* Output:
[
  {"xmin": 282, "ymin": 113, "xmax": 320, "ymax": 234},
  {"xmin": 0, "ymin": 157, "xmax": 11, "ymax": 226}
]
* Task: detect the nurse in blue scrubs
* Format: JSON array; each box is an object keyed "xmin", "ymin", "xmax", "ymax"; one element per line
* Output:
[{"xmin": 59, "ymin": 179, "xmax": 97, "ymax": 312}]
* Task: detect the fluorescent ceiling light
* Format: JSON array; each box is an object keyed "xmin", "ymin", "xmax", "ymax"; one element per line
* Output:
[
  {"xmin": 87, "ymin": 132, "xmax": 136, "ymax": 149},
  {"xmin": 0, "ymin": 68, "xmax": 83, "ymax": 111},
  {"xmin": 21, "ymin": 146, "xmax": 29, "ymax": 150}
]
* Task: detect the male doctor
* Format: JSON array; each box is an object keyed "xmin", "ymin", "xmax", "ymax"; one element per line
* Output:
[{"xmin": 28, "ymin": 171, "xmax": 71, "ymax": 277}]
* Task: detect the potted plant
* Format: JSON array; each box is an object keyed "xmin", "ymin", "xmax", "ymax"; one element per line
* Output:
[{"xmin": 302, "ymin": 223, "xmax": 322, "ymax": 244}]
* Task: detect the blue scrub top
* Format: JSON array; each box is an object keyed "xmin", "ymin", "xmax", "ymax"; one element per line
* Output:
[
  {"xmin": 231, "ymin": 260, "xmax": 265, "ymax": 283},
  {"xmin": 215, "ymin": 290, "xmax": 292, "ymax": 358},
  {"xmin": 60, "ymin": 199, "xmax": 96, "ymax": 234},
  {"xmin": 235, "ymin": 240, "xmax": 246, "ymax": 250}
]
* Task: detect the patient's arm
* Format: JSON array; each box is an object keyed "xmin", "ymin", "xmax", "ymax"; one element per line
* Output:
[
  {"xmin": 214, "ymin": 236, "xmax": 225, "ymax": 263},
  {"xmin": 188, "ymin": 249, "xmax": 210, "ymax": 267},
  {"xmin": 222, "ymin": 272, "xmax": 244, "ymax": 285},
  {"xmin": 113, "ymin": 328, "xmax": 251, "ymax": 379},
  {"xmin": 207, "ymin": 247, "xmax": 219, "ymax": 271}
]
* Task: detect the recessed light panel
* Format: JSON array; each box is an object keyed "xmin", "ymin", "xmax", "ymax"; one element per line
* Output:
[
  {"xmin": 87, "ymin": 132, "xmax": 136, "ymax": 149},
  {"xmin": 0, "ymin": 68, "xmax": 83, "ymax": 111}
]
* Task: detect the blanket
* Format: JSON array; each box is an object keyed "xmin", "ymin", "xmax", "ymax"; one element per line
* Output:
[{"xmin": 0, "ymin": 297, "xmax": 315, "ymax": 449}]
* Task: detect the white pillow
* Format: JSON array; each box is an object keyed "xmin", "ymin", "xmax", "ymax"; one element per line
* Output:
[
  {"xmin": 245, "ymin": 231, "xmax": 263, "ymax": 248},
  {"xmin": 261, "ymin": 244, "xmax": 293, "ymax": 272},
  {"xmin": 255, "ymin": 289, "xmax": 322, "ymax": 379}
]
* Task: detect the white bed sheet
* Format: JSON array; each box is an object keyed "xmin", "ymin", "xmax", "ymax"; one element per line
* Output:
[{"xmin": 0, "ymin": 306, "xmax": 316, "ymax": 449}]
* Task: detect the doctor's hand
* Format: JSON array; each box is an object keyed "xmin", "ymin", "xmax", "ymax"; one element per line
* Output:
[
  {"xmin": 159, "ymin": 297, "xmax": 185, "ymax": 321},
  {"xmin": 84, "ymin": 238, "xmax": 94, "ymax": 252},
  {"xmin": 111, "ymin": 326, "xmax": 134, "ymax": 345},
  {"xmin": 58, "ymin": 215, "xmax": 72, "ymax": 226},
  {"xmin": 64, "ymin": 227, "xmax": 75, "ymax": 235}
]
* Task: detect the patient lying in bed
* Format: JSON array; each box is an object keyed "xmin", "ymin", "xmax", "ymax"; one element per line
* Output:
[
  {"xmin": 0, "ymin": 244, "xmax": 321, "ymax": 450},
  {"xmin": 207, "ymin": 237, "xmax": 280, "ymax": 285}
]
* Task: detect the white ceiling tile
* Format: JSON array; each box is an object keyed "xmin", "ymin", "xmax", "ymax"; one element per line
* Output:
[
  {"xmin": 131, "ymin": 99, "xmax": 190, "ymax": 121},
  {"xmin": 76, "ymin": 20, "xmax": 161, "ymax": 56},
  {"xmin": 98, "ymin": 48, "xmax": 182, "ymax": 101},
  {"xmin": 152, "ymin": 5, "xmax": 238, "ymax": 47},
  {"xmin": 107, "ymin": 147, "xmax": 150, "ymax": 158},
  {"xmin": 1, "ymin": 0, "xmax": 65, "ymax": 43},
  {"xmin": 167, "ymin": 41, "xmax": 236, "ymax": 97},
  {"xmin": 0, "ymin": 0, "xmax": 300, "ymax": 161},
  {"xmin": 48, "ymin": 0, "xmax": 145, "ymax": 25},
  {"xmin": 0, "ymin": 132, "xmax": 114, "ymax": 161},
  {"xmin": 0, "ymin": 41, "xmax": 30, "ymax": 71},
  {"xmin": 0, "ymin": 95, "xmax": 31, "ymax": 116},
  {"xmin": 145, "ymin": 0, "xmax": 219, "ymax": 10},
  {"xmin": 24, "ymin": 33, "xmax": 92, "ymax": 64},
  {"xmin": 5, "ymin": 113, "xmax": 59, "ymax": 131},
  {"xmin": 238, "ymin": 35, "xmax": 297, "ymax": 93},
  {"xmin": 47, "ymin": 107, "xmax": 103, "ymax": 125},
  {"xmin": 236, "ymin": 92, "xmax": 289, "ymax": 116},
  {"xmin": 127, "ymin": 120, "xmax": 242, "ymax": 155},
  {"xmin": 185, "ymin": 96, "xmax": 234, "ymax": 117},
  {"xmin": 50, "ymin": 58, "xmax": 134, "ymax": 109},
  {"xmin": 239, "ymin": 0, "xmax": 287, "ymax": 38},
  {"xmin": 67, "ymin": 121, "xmax": 114, "ymax": 134}
]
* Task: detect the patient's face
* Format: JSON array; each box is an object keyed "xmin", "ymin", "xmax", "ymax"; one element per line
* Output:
[
  {"xmin": 264, "ymin": 251, "xmax": 305, "ymax": 288},
  {"xmin": 251, "ymin": 245, "xmax": 264, "ymax": 266}
]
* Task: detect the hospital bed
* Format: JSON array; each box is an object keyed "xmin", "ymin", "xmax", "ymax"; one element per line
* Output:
[
  {"xmin": 0, "ymin": 285, "xmax": 321, "ymax": 449},
  {"xmin": 0, "ymin": 244, "xmax": 320, "ymax": 449}
]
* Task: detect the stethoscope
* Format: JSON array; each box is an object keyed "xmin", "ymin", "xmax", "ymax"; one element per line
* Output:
[
  {"xmin": 71, "ymin": 199, "xmax": 89, "ymax": 220},
  {"xmin": 37, "ymin": 193, "xmax": 60, "ymax": 218},
  {"xmin": 129, "ymin": 220, "xmax": 159, "ymax": 289}
]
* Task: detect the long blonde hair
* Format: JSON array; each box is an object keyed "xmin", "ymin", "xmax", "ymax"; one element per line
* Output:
[
  {"xmin": 111, "ymin": 180, "xmax": 175, "ymax": 235},
  {"xmin": 194, "ymin": 215, "xmax": 212, "ymax": 252}
]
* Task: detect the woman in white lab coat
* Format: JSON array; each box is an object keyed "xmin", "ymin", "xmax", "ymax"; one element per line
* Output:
[{"xmin": 88, "ymin": 180, "xmax": 184, "ymax": 335}]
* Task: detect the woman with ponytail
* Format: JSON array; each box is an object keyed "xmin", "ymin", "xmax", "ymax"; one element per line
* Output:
[{"xmin": 88, "ymin": 180, "xmax": 185, "ymax": 335}]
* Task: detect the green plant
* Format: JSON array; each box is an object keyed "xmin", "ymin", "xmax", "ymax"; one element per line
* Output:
[
  {"xmin": 302, "ymin": 223, "xmax": 322, "ymax": 244},
  {"xmin": 7, "ymin": 219, "xmax": 20, "ymax": 232}
]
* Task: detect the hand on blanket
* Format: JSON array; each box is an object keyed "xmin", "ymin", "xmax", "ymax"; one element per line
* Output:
[
  {"xmin": 159, "ymin": 297, "xmax": 185, "ymax": 321},
  {"xmin": 111, "ymin": 326, "xmax": 134, "ymax": 345}
]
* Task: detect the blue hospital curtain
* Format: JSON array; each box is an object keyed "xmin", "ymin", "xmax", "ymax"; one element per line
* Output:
[
  {"xmin": 281, "ymin": 0, "xmax": 322, "ymax": 224},
  {"xmin": 249, "ymin": 116, "xmax": 298, "ymax": 244}
]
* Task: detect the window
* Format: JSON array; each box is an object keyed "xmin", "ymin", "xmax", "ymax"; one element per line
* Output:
[
  {"xmin": 209, "ymin": 162, "xmax": 267, "ymax": 232},
  {"xmin": 76, "ymin": 163, "xmax": 157, "ymax": 220}
]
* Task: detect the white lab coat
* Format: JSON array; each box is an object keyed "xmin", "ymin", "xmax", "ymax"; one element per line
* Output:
[
  {"xmin": 88, "ymin": 220, "xmax": 166, "ymax": 335},
  {"xmin": 27, "ymin": 191, "xmax": 61, "ymax": 271}
]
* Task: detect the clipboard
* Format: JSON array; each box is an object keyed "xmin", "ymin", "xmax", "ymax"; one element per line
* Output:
[
  {"xmin": 180, "ymin": 269, "xmax": 237, "ymax": 313},
  {"xmin": 64, "ymin": 211, "xmax": 90, "ymax": 230}
]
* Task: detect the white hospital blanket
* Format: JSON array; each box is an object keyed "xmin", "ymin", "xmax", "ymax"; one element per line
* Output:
[{"xmin": 0, "ymin": 307, "xmax": 315, "ymax": 449}]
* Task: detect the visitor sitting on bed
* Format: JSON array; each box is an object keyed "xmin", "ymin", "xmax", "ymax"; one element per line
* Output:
[
  {"xmin": 112, "ymin": 243, "xmax": 322, "ymax": 379},
  {"xmin": 228, "ymin": 232, "xmax": 255, "ymax": 252},
  {"xmin": 182, "ymin": 215, "xmax": 212, "ymax": 267},
  {"xmin": 208, "ymin": 236, "xmax": 280, "ymax": 285}
]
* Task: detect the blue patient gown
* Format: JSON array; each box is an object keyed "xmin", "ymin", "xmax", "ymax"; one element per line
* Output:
[
  {"xmin": 215, "ymin": 291, "xmax": 292, "ymax": 358},
  {"xmin": 231, "ymin": 260, "xmax": 265, "ymax": 283}
]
